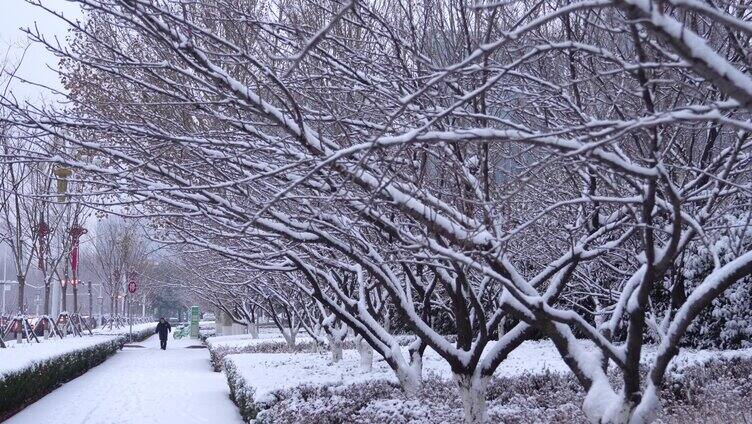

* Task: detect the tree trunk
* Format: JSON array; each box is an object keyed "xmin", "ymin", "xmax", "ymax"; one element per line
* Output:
[
  {"xmin": 329, "ymin": 335, "xmax": 343, "ymax": 362},
  {"xmin": 109, "ymin": 295, "xmax": 116, "ymax": 328},
  {"xmin": 16, "ymin": 274, "xmax": 25, "ymax": 314},
  {"xmin": 248, "ymin": 323, "xmax": 259, "ymax": 338},
  {"xmin": 282, "ymin": 328, "xmax": 296, "ymax": 347},
  {"xmin": 395, "ymin": 367, "xmax": 422, "ymax": 396},
  {"xmin": 455, "ymin": 374, "xmax": 489, "ymax": 424},
  {"xmin": 43, "ymin": 280, "xmax": 51, "ymax": 338},
  {"xmin": 43, "ymin": 282, "xmax": 51, "ymax": 315},
  {"xmin": 88, "ymin": 282, "xmax": 93, "ymax": 316},
  {"xmin": 61, "ymin": 283, "xmax": 68, "ymax": 313},
  {"xmin": 356, "ymin": 335, "xmax": 373, "ymax": 371},
  {"xmin": 72, "ymin": 283, "xmax": 78, "ymax": 314}
]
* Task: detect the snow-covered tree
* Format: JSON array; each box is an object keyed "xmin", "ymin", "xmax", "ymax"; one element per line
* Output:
[{"xmin": 2, "ymin": 0, "xmax": 752, "ymax": 422}]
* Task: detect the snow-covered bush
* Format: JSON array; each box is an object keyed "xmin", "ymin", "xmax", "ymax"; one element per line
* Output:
[
  {"xmin": 252, "ymin": 357, "xmax": 752, "ymax": 424},
  {"xmin": 661, "ymin": 357, "xmax": 752, "ymax": 422},
  {"xmin": 681, "ymin": 214, "xmax": 752, "ymax": 349},
  {"xmin": 208, "ymin": 339, "xmax": 360, "ymax": 372},
  {"xmin": 0, "ymin": 338, "xmax": 122, "ymax": 420},
  {"xmin": 253, "ymin": 374, "xmax": 586, "ymax": 424},
  {"xmin": 223, "ymin": 357, "xmax": 260, "ymax": 421}
]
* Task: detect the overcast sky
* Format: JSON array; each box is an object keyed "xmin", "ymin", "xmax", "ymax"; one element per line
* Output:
[{"xmin": 0, "ymin": 0, "xmax": 82, "ymax": 103}]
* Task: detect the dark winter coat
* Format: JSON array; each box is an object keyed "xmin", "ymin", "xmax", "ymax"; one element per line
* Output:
[{"xmin": 155, "ymin": 321, "xmax": 172, "ymax": 340}]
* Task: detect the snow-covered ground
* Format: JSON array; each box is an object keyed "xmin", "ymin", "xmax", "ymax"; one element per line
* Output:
[
  {"xmin": 7, "ymin": 335, "xmax": 243, "ymax": 424},
  {"xmin": 0, "ymin": 335, "xmax": 121, "ymax": 378},
  {"xmin": 225, "ymin": 339, "xmax": 580, "ymax": 404},
  {"xmin": 206, "ymin": 330, "xmax": 313, "ymax": 350},
  {"xmin": 225, "ymin": 337, "xmax": 752, "ymax": 405}
]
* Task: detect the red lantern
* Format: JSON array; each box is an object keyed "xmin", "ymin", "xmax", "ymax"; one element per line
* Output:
[
  {"xmin": 69, "ymin": 226, "xmax": 88, "ymax": 274},
  {"xmin": 37, "ymin": 221, "xmax": 50, "ymax": 270}
]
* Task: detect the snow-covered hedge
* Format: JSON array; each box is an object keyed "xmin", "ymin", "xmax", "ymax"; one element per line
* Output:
[
  {"xmin": 209, "ymin": 340, "xmax": 326, "ymax": 372},
  {"xmin": 207, "ymin": 333, "xmax": 416, "ymax": 372},
  {"xmin": 0, "ymin": 327, "xmax": 155, "ymax": 420},
  {"xmin": 206, "ymin": 333, "xmax": 325, "ymax": 371},
  {"xmin": 220, "ymin": 340, "xmax": 752, "ymax": 423},
  {"xmin": 224, "ymin": 356, "xmax": 261, "ymax": 421},
  {"xmin": 0, "ymin": 337, "xmax": 123, "ymax": 420},
  {"xmin": 254, "ymin": 356, "xmax": 752, "ymax": 423}
]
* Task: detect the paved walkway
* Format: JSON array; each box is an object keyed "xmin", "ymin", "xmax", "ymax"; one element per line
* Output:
[{"xmin": 8, "ymin": 335, "xmax": 243, "ymax": 424}]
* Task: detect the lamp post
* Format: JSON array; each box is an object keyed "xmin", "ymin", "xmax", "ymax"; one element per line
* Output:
[
  {"xmin": 1, "ymin": 281, "xmax": 6, "ymax": 316},
  {"xmin": 88, "ymin": 281, "xmax": 93, "ymax": 317},
  {"xmin": 61, "ymin": 278, "xmax": 67, "ymax": 313},
  {"xmin": 53, "ymin": 166, "xmax": 72, "ymax": 202},
  {"xmin": 51, "ymin": 275, "xmax": 60, "ymax": 318},
  {"xmin": 69, "ymin": 225, "xmax": 87, "ymax": 316},
  {"xmin": 2, "ymin": 252, "xmax": 6, "ymax": 316},
  {"xmin": 98, "ymin": 283, "xmax": 104, "ymax": 326}
]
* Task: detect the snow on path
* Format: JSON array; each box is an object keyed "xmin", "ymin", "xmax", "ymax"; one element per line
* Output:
[{"xmin": 7, "ymin": 335, "xmax": 243, "ymax": 424}]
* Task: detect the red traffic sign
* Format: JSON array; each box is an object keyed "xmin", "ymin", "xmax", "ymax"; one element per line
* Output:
[{"xmin": 127, "ymin": 281, "xmax": 138, "ymax": 294}]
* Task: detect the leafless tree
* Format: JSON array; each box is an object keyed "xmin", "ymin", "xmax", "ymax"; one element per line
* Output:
[{"xmin": 2, "ymin": 0, "xmax": 752, "ymax": 422}]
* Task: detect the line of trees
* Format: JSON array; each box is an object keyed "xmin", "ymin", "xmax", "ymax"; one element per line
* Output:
[{"xmin": 2, "ymin": 0, "xmax": 752, "ymax": 422}]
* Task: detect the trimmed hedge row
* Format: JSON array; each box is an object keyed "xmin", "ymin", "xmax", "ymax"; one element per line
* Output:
[
  {"xmin": 209, "ymin": 339, "xmax": 347, "ymax": 372},
  {"xmin": 0, "ymin": 338, "xmax": 120, "ymax": 420},
  {"xmin": 224, "ymin": 357, "xmax": 260, "ymax": 422},
  {"xmin": 0, "ymin": 327, "xmax": 154, "ymax": 421}
]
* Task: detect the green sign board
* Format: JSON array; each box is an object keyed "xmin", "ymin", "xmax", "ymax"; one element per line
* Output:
[{"xmin": 190, "ymin": 306, "xmax": 200, "ymax": 339}]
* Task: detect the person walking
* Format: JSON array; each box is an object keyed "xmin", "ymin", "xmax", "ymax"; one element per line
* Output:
[{"xmin": 155, "ymin": 318, "xmax": 172, "ymax": 350}]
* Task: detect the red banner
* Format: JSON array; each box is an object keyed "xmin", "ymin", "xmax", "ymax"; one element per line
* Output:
[{"xmin": 69, "ymin": 226, "xmax": 88, "ymax": 275}]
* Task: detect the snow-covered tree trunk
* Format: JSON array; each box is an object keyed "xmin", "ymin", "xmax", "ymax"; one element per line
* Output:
[
  {"xmin": 355, "ymin": 335, "xmax": 373, "ymax": 371},
  {"xmin": 326, "ymin": 323, "xmax": 348, "ymax": 363},
  {"xmin": 281, "ymin": 328, "xmax": 297, "ymax": 348},
  {"xmin": 328, "ymin": 334, "xmax": 343, "ymax": 362},
  {"xmin": 454, "ymin": 374, "xmax": 489, "ymax": 424},
  {"xmin": 248, "ymin": 322, "xmax": 258, "ymax": 338},
  {"xmin": 395, "ymin": 367, "xmax": 422, "ymax": 396}
]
